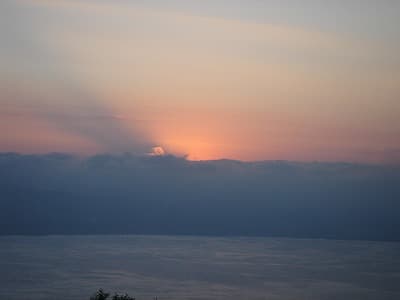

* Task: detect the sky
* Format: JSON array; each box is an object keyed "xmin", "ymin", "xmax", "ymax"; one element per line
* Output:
[{"xmin": 1, "ymin": 0, "xmax": 400, "ymax": 162}]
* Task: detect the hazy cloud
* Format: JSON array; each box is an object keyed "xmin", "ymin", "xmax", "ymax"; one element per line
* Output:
[{"xmin": 0, "ymin": 153, "xmax": 399, "ymax": 240}]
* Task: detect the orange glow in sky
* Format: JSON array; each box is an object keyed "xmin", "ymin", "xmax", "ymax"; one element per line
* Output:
[{"xmin": 1, "ymin": 0, "xmax": 400, "ymax": 163}]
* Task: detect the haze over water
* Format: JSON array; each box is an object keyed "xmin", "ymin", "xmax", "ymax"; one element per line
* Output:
[{"xmin": 1, "ymin": 235, "xmax": 400, "ymax": 300}]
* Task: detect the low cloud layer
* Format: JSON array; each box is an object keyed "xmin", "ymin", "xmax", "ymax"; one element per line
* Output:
[{"xmin": 1, "ymin": 153, "xmax": 399, "ymax": 240}]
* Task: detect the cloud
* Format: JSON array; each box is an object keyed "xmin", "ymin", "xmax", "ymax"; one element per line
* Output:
[
  {"xmin": 148, "ymin": 146, "xmax": 166, "ymax": 156},
  {"xmin": 383, "ymin": 148, "xmax": 400, "ymax": 163},
  {"xmin": 0, "ymin": 84, "xmax": 152, "ymax": 154},
  {"xmin": 0, "ymin": 153, "xmax": 399, "ymax": 240},
  {"xmin": 0, "ymin": 0, "xmax": 153, "ymax": 154}
]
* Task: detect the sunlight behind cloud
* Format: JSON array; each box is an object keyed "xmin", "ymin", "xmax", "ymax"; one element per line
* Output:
[{"xmin": 1, "ymin": 0, "xmax": 399, "ymax": 162}]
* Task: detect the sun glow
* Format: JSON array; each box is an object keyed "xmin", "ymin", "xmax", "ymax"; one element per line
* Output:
[
  {"xmin": 162, "ymin": 139, "xmax": 223, "ymax": 161},
  {"xmin": 148, "ymin": 146, "xmax": 166, "ymax": 156}
]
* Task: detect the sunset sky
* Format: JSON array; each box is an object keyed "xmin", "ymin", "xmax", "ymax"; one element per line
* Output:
[{"xmin": 1, "ymin": 0, "xmax": 400, "ymax": 162}]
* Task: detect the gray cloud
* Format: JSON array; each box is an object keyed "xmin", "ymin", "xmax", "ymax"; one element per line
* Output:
[{"xmin": 1, "ymin": 153, "xmax": 399, "ymax": 240}]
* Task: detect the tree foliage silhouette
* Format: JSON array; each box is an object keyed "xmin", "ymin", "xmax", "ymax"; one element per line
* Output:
[
  {"xmin": 112, "ymin": 293, "xmax": 136, "ymax": 300},
  {"xmin": 90, "ymin": 289, "xmax": 135, "ymax": 300},
  {"xmin": 90, "ymin": 289, "xmax": 110, "ymax": 300}
]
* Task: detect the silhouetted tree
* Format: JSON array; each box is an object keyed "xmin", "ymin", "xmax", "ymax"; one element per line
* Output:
[
  {"xmin": 90, "ymin": 289, "xmax": 110, "ymax": 300},
  {"xmin": 112, "ymin": 293, "xmax": 135, "ymax": 300},
  {"xmin": 90, "ymin": 289, "xmax": 136, "ymax": 300}
]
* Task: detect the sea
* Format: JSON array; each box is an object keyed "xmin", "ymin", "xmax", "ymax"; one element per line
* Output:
[{"xmin": 0, "ymin": 235, "xmax": 399, "ymax": 300}]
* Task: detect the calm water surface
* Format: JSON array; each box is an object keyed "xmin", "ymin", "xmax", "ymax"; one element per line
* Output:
[{"xmin": 0, "ymin": 235, "xmax": 399, "ymax": 300}]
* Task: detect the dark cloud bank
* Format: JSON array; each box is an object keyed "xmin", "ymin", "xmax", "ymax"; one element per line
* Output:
[{"xmin": 1, "ymin": 152, "xmax": 400, "ymax": 241}]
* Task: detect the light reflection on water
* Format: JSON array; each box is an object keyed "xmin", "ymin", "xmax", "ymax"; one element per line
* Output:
[{"xmin": 0, "ymin": 235, "xmax": 399, "ymax": 300}]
